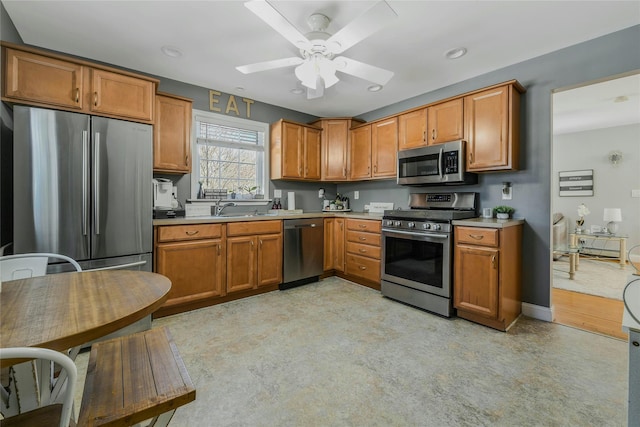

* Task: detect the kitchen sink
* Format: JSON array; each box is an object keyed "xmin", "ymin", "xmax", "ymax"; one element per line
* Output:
[{"xmin": 215, "ymin": 212, "xmax": 278, "ymax": 218}]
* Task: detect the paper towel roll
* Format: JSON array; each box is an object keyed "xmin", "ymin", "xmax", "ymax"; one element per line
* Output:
[{"xmin": 288, "ymin": 192, "xmax": 295, "ymax": 210}]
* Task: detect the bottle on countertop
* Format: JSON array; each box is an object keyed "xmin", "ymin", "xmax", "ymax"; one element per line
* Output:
[{"xmin": 197, "ymin": 182, "xmax": 205, "ymax": 199}]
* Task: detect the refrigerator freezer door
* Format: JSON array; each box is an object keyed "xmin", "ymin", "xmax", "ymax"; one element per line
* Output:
[
  {"xmin": 13, "ymin": 106, "xmax": 91, "ymax": 259},
  {"xmin": 91, "ymin": 117, "xmax": 152, "ymax": 259}
]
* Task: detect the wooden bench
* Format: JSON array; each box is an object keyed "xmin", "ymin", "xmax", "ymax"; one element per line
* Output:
[{"xmin": 78, "ymin": 327, "xmax": 196, "ymax": 427}]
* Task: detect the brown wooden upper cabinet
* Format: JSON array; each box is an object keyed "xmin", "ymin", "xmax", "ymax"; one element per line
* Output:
[
  {"xmin": 154, "ymin": 92, "xmax": 193, "ymax": 174},
  {"xmin": 464, "ymin": 82, "xmax": 524, "ymax": 172},
  {"xmin": 270, "ymin": 119, "xmax": 321, "ymax": 181},
  {"xmin": 398, "ymin": 108, "xmax": 427, "ymax": 150},
  {"xmin": 427, "ymin": 98, "xmax": 464, "ymax": 145},
  {"xmin": 349, "ymin": 117, "xmax": 397, "ymax": 180},
  {"xmin": 311, "ymin": 118, "xmax": 363, "ymax": 181},
  {"xmin": 371, "ymin": 117, "xmax": 398, "ymax": 178},
  {"xmin": 2, "ymin": 43, "xmax": 157, "ymax": 123}
]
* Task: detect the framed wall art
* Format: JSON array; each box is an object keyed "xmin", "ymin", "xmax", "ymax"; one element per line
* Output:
[{"xmin": 559, "ymin": 169, "xmax": 593, "ymax": 197}]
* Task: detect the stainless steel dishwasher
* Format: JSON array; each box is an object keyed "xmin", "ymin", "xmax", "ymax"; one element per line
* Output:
[{"xmin": 281, "ymin": 218, "xmax": 324, "ymax": 290}]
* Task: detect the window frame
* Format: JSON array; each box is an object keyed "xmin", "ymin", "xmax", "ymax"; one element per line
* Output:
[{"xmin": 191, "ymin": 109, "xmax": 270, "ymax": 199}]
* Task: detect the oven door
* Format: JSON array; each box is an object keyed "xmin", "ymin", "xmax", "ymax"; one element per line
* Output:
[{"xmin": 381, "ymin": 228, "xmax": 451, "ymax": 298}]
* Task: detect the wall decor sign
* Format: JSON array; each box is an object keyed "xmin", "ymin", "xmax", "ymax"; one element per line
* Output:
[
  {"xmin": 209, "ymin": 90, "xmax": 255, "ymax": 118},
  {"xmin": 559, "ymin": 169, "xmax": 594, "ymax": 197}
]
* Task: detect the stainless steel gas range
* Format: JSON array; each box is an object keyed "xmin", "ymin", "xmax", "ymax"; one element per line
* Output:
[{"xmin": 381, "ymin": 192, "xmax": 478, "ymax": 317}]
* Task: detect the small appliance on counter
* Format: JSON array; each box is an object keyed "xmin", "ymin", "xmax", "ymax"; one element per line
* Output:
[{"xmin": 153, "ymin": 178, "xmax": 184, "ymax": 218}]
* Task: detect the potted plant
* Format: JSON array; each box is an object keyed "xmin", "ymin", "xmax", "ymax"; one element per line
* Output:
[{"xmin": 493, "ymin": 205, "xmax": 515, "ymax": 219}]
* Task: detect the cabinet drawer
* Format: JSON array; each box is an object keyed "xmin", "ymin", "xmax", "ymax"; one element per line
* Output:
[
  {"xmin": 157, "ymin": 224, "xmax": 222, "ymax": 242},
  {"xmin": 226, "ymin": 220, "xmax": 281, "ymax": 237},
  {"xmin": 346, "ymin": 230, "xmax": 381, "ymax": 247},
  {"xmin": 346, "ymin": 219, "xmax": 381, "ymax": 233},
  {"xmin": 346, "ymin": 241, "xmax": 381, "ymax": 260},
  {"xmin": 346, "ymin": 254, "xmax": 381, "ymax": 283},
  {"xmin": 456, "ymin": 227, "xmax": 499, "ymax": 247}
]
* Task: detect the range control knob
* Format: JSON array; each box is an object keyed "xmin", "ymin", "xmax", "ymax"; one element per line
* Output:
[
  {"xmin": 432, "ymin": 224, "xmax": 441, "ymax": 231},
  {"xmin": 422, "ymin": 223, "xmax": 431, "ymax": 230},
  {"xmin": 384, "ymin": 220, "xmax": 393, "ymax": 227},
  {"xmin": 394, "ymin": 221, "xmax": 402, "ymax": 227},
  {"xmin": 407, "ymin": 222, "xmax": 415, "ymax": 228}
]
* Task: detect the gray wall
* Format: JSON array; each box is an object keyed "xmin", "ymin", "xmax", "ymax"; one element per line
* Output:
[
  {"xmin": 342, "ymin": 25, "xmax": 640, "ymax": 308},
  {"xmin": 553, "ymin": 124, "xmax": 640, "ymax": 248}
]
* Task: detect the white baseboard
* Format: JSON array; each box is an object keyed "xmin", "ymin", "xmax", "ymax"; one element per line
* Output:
[{"xmin": 522, "ymin": 302, "xmax": 553, "ymax": 322}]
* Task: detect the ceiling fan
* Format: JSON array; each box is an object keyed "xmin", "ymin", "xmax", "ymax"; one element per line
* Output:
[{"xmin": 236, "ymin": 0, "xmax": 397, "ymax": 99}]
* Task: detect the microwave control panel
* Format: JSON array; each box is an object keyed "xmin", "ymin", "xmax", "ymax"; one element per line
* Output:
[{"xmin": 443, "ymin": 150, "xmax": 459, "ymax": 174}]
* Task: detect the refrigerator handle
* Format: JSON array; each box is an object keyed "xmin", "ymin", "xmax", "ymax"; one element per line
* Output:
[
  {"xmin": 82, "ymin": 130, "xmax": 89, "ymax": 236},
  {"xmin": 94, "ymin": 132, "xmax": 100, "ymax": 235}
]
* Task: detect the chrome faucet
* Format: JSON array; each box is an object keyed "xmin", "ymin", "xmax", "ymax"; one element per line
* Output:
[{"xmin": 215, "ymin": 201, "xmax": 236, "ymax": 216}]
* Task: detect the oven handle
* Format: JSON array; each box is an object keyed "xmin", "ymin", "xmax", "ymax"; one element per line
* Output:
[
  {"xmin": 438, "ymin": 147, "xmax": 444, "ymax": 180},
  {"xmin": 382, "ymin": 229, "xmax": 449, "ymax": 240}
]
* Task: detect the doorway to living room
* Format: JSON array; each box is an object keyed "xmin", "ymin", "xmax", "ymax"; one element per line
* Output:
[{"xmin": 551, "ymin": 72, "xmax": 640, "ymax": 339}]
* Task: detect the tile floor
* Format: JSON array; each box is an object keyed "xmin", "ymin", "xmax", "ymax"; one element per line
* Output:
[{"xmin": 75, "ymin": 277, "xmax": 629, "ymax": 426}]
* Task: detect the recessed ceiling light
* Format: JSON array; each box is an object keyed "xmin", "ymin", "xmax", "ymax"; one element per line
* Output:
[
  {"xmin": 368, "ymin": 85, "xmax": 383, "ymax": 92},
  {"xmin": 235, "ymin": 87, "xmax": 245, "ymax": 92},
  {"xmin": 614, "ymin": 95, "xmax": 629, "ymax": 103},
  {"xmin": 161, "ymin": 46, "xmax": 182, "ymax": 58},
  {"xmin": 444, "ymin": 47, "xmax": 467, "ymax": 60},
  {"xmin": 290, "ymin": 88, "xmax": 304, "ymax": 95}
]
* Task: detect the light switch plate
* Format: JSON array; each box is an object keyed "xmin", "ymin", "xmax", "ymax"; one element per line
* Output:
[{"xmin": 632, "ymin": 189, "xmax": 640, "ymax": 198}]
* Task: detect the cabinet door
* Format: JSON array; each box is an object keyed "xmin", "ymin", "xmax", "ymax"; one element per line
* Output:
[
  {"xmin": 464, "ymin": 85, "xmax": 512, "ymax": 171},
  {"xmin": 257, "ymin": 233, "xmax": 282, "ymax": 287},
  {"xmin": 282, "ymin": 121, "xmax": 302, "ymax": 178},
  {"xmin": 453, "ymin": 244, "xmax": 499, "ymax": 318},
  {"xmin": 349, "ymin": 125, "xmax": 372, "ymax": 179},
  {"xmin": 334, "ymin": 218, "xmax": 345, "ymax": 272},
  {"xmin": 227, "ymin": 236, "xmax": 256, "ymax": 293},
  {"xmin": 427, "ymin": 98, "xmax": 464, "ymax": 145},
  {"xmin": 154, "ymin": 94, "xmax": 192, "ymax": 173},
  {"xmin": 372, "ymin": 117, "xmax": 398, "ymax": 178},
  {"xmin": 398, "ymin": 108, "xmax": 427, "ymax": 150},
  {"xmin": 4, "ymin": 48, "xmax": 84, "ymax": 110},
  {"xmin": 303, "ymin": 127, "xmax": 321, "ymax": 180},
  {"xmin": 321, "ymin": 120, "xmax": 350, "ymax": 180},
  {"xmin": 323, "ymin": 218, "xmax": 335, "ymax": 270},
  {"xmin": 156, "ymin": 239, "xmax": 225, "ymax": 307},
  {"xmin": 90, "ymin": 68, "xmax": 154, "ymax": 121}
]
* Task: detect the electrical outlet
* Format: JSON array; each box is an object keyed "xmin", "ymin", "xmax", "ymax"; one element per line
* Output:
[
  {"xmin": 274, "ymin": 189, "xmax": 282, "ymax": 198},
  {"xmin": 632, "ymin": 189, "xmax": 640, "ymax": 198},
  {"xmin": 354, "ymin": 191, "xmax": 359, "ymax": 200},
  {"xmin": 364, "ymin": 204, "xmax": 370, "ymax": 211}
]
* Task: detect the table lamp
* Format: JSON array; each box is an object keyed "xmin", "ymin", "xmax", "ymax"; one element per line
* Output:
[{"xmin": 603, "ymin": 208, "xmax": 622, "ymax": 234}]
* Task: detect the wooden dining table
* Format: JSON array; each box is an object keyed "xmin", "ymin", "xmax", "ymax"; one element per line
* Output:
[{"xmin": 1, "ymin": 269, "xmax": 171, "ymax": 367}]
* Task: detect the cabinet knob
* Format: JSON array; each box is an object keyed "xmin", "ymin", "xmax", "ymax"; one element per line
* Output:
[
  {"xmin": 469, "ymin": 234, "xmax": 484, "ymax": 240},
  {"xmin": 185, "ymin": 230, "xmax": 199, "ymax": 236},
  {"xmin": 75, "ymin": 88, "xmax": 80, "ymax": 103},
  {"xmin": 94, "ymin": 92, "xmax": 98, "ymax": 107},
  {"xmin": 359, "ymin": 265, "xmax": 366, "ymax": 270},
  {"xmin": 491, "ymin": 254, "xmax": 497, "ymax": 268},
  {"xmin": 359, "ymin": 237, "xmax": 367, "ymax": 241},
  {"xmin": 432, "ymin": 129, "xmax": 436, "ymax": 140},
  {"xmin": 469, "ymin": 152, "xmax": 474, "ymax": 164}
]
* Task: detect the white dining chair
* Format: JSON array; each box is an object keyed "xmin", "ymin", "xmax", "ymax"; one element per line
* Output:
[
  {"xmin": 0, "ymin": 253, "xmax": 82, "ymax": 416},
  {"xmin": 0, "ymin": 252, "xmax": 82, "ymax": 280},
  {"xmin": 0, "ymin": 347, "xmax": 77, "ymax": 427}
]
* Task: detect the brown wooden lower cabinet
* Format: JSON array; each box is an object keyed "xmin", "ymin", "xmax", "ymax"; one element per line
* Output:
[
  {"xmin": 453, "ymin": 224, "xmax": 522, "ymax": 331},
  {"xmin": 343, "ymin": 219, "xmax": 381, "ymax": 289},
  {"xmin": 226, "ymin": 220, "xmax": 282, "ymax": 294},
  {"xmin": 323, "ymin": 217, "xmax": 345, "ymax": 272},
  {"xmin": 155, "ymin": 224, "xmax": 225, "ymax": 313}
]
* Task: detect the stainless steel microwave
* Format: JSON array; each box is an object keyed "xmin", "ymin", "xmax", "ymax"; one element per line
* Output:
[{"xmin": 397, "ymin": 140, "xmax": 477, "ymax": 186}]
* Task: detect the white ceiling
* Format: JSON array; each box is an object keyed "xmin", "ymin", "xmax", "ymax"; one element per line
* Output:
[
  {"xmin": 2, "ymin": 1, "xmax": 639, "ymax": 118},
  {"xmin": 553, "ymin": 73, "xmax": 640, "ymax": 135}
]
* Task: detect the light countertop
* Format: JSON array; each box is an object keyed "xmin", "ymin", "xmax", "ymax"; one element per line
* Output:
[
  {"xmin": 451, "ymin": 217, "xmax": 525, "ymax": 228},
  {"xmin": 153, "ymin": 211, "xmax": 383, "ymax": 226}
]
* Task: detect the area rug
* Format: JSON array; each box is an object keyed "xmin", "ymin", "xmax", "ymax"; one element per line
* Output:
[{"xmin": 552, "ymin": 256, "xmax": 634, "ymax": 300}]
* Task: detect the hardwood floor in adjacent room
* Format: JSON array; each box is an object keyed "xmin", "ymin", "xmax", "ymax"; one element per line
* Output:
[{"xmin": 552, "ymin": 288, "xmax": 627, "ymax": 340}]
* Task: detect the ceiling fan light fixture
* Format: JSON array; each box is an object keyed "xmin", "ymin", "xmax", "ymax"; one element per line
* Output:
[
  {"xmin": 368, "ymin": 84, "xmax": 383, "ymax": 92},
  {"xmin": 290, "ymin": 88, "xmax": 304, "ymax": 95},
  {"xmin": 444, "ymin": 47, "xmax": 467, "ymax": 60},
  {"xmin": 295, "ymin": 54, "xmax": 338, "ymax": 90}
]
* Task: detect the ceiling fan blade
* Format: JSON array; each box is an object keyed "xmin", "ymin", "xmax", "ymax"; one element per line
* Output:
[
  {"xmin": 333, "ymin": 56, "xmax": 394, "ymax": 86},
  {"xmin": 236, "ymin": 57, "xmax": 304, "ymax": 74},
  {"xmin": 244, "ymin": 0, "xmax": 311, "ymax": 51},
  {"xmin": 326, "ymin": 1, "xmax": 397, "ymax": 55}
]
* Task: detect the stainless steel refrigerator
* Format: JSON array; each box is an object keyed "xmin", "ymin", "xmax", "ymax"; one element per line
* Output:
[{"xmin": 12, "ymin": 106, "xmax": 152, "ymax": 272}]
